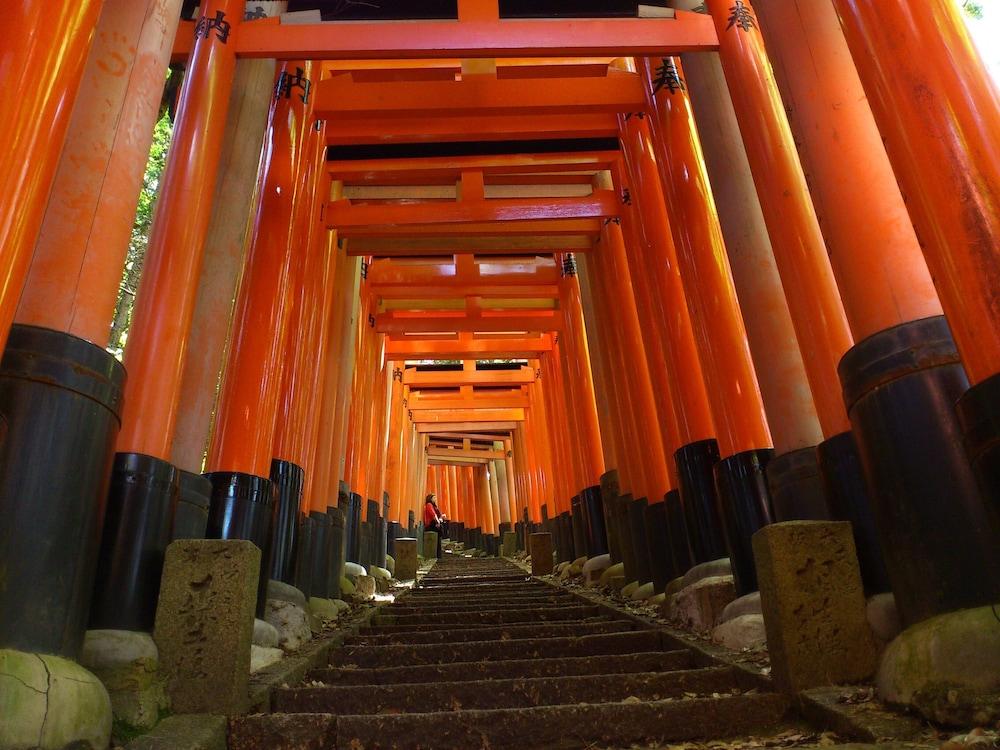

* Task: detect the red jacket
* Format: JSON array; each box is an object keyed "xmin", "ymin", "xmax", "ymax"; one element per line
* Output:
[{"xmin": 424, "ymin": 501, "xmax": 439, "ymax": 527}]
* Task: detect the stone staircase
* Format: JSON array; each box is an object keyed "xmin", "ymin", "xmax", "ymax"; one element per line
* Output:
[{"xmin": 230, "ymin": 556, "xmax": 802, "ymax": 749}]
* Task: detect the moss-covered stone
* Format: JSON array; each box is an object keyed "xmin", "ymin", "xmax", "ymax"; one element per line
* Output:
[
  {"xmin": 81, "ymin": 629, "xmax": 167, "ymax": 734},
  {"xmin": 0, "ymin": 648, "xmax": 112, "ymax": 750},
  {"xmin": 878, "ymin": 604, "xmax": 1000, "ymax": 726}
]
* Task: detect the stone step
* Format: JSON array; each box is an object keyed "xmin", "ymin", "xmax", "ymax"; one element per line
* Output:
[
  {"xmin": 356, "ymin": 616, "xmax": 616, "ymax": 635},
  {"xmin": 311, "ymin": 650, "xmax": 693, "ymax": 685},
  {"xmin": 330, "ymin": 630, "xmax": 667, "ymax": 668},
  {"xmin": 230, "ymin": 692, "xmax": 790, "ymax": 750},
  {"xmin": 349, "ymin": 619, "xmax": 633, "ymax": 645},
  {"xmin": 274, "ymin": 666, "xmax": 739, "ymax": 714},
  {"xmin": 419, "ymin": 574, "xmax": 529, "ymax": 585},
  {"xmin": 372, "ymin": 604, "xmax": 598, "ymax": 627},
  {"xmin": 398, "ymin": 591, "xmax": 570, "ymax": 604},
  {"xmin": 384, "ymin": 600, "xmax": 579, "ymax": 615}
]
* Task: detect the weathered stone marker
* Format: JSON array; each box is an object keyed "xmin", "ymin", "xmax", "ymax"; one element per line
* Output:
[
  {"xmin": 153, "ymin": 539, "xmax": 260, "ymax": 714},
  {"xmin": 753, "ymin": 521, "xmax": 877, "ymax": 693},
  {"xmin": 501, "ymin": 531, "xmax": 518, "ymax": 557},
  {"xmin": 530, "ymin": 532, "xmax": 554, "ymax": 576},
  {"xmin": 394, "ymin": 537, "xmax": 418, "ymax": 580},
  {"xmin": 422, "ymin": 530, "xmax": 438, "ymax": 559}
]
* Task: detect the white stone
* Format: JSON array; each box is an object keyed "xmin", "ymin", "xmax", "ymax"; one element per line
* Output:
[
  {"xmin": 250, "ymin": 645, "xmax": 284, "ymax": 674},
  {"xmin": 385, "ymin": 554, "xmax": 395, "ymax": 575},
  {"xmin": 598, "ymin": 562, "xmax": 625, "ymax": 586},
  {"xmin": 866, "ymin": 592, "xmax": 902, "ymax": 644},
  {"xmin": 631, "ymin": 582, "xmax": 656, "ymax": 600},
  {"xmin": 344, "ymin": 562, "xmax": 367, "ymax": 578},
  {"xmin": 80, "ymin": 630, "xmax": 166, "ymax": 732},
  {"xmin": 266, "ymin": 579, "xmax": 307, "ymax": 608},
  {"xmin": 265, "ymin": 600, "xmax": 312, "ymax": 652},
  {"xmin": 720, "ymin": 591, "xmax": 762, "ymax": 624},
  {"xmin": 309, "ymin": 597, "xmax": 341, "ymax": 622},
  {"xmin": 669, "ymin": 574, "xmax": 737, "ymax": 631},
  {"xmin": 253, "ymin": 618, "xmax": 279, "ymax": 648},
  {"xmin": 369, "ymin": 565, "xmax": 391, "ymax": 580},
  {"xmin": 712, "ymin": 614, "xmax": 767, "ymax": 651},
  {"xmin": 582, "ymin": 554, "xmax": 612, "ymax": 582},
  {"xmin": 681, "ymin": 557, "xmax": 732, "ymax": 589},
  {"xmin": 0, "ymin": 648, "xmax": 112, "ymax": 750},
  {"xmin": 621, "ymin": 581, "xmax": 640, "ymax": 598},
  {"xmin": 340, "ymin": 576, "xmax": 356, "ymax": 596}
]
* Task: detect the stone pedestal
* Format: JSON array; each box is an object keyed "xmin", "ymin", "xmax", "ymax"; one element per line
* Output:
[
  {"xmin": 422, "ymin": 531, "xmax": 439, "ymax": 559},
  {"xmin": 153, "ymin": 539, "xmax": 259, "ymax": 715},
  {"xmin": 753, "ymin": 521, "xmax": 877, "ymax": 693},
  {"xmin": 394, "ymin": 538, "xmax": 418, "ymax": 580},
  {"xmin": 530, "ymin": 533, "xmax": 554, "ymax": 576},
  {"xmin": 501, "ymin": 531, "xmax": 518, "ymax": 557}
]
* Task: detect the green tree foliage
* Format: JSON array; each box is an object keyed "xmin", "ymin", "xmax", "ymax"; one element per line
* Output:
[
  {"xmin": 108, "ymin": 112, "xmax": 173, "ymax": 357},
  {"xmin": 963, "ymin": 0, "xmax": 984, "ymax": 19}
]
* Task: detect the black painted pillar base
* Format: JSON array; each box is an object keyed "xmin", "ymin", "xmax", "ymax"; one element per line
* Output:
[
  {"xmin": 713, "ymin": 449, "xmax": 775, "ymax": 596},
  {"xmin": 840, "ymin": 315, "xmax": 1000, "ymax": 625},
  {"xmin": 174, "ymin": 470, "xmax": 211, "ymax": 540},
  {"xmin": 674, "ymin": 439, "xmax": 727, "ymax": 564},
  {"xmin": 294, "ymin": 513, "xmax": 314, "ymax": 598},
  {"xmin": 570, "ymin": 495, "xmax": 588, "ymax": 559},
  {"xmin": 387, "ymin": 521, "xmax": 399, "ymax": 559},
  {"xmin": 663, "ymin": 489, "xmax": 693, "ymax": 576},
  {"xmin": 957, "ymin": 371, "xmax": 1000, "ymax": 516},
  {"xmin": 359, "ymin": 521, "xmax": 373, "ymax": 570},
  {"xmin": 306, "ymin": 510, "xmax": 330, "ymax": 599},
  {"xmin": 626, "ymin": 497, "xmax": 653, "ymax": 585},
  {"xmin": 204, "ymin": 471, "xmax": 275, "ymax": 618},
  {"xmin": 765, "ymin": 446, "xmax": 831, "ymax": 521},
  {"xmin": 582, "ymin": 485, "xmax": 608, "ymax": 557},
  {"xmin": 0, "ymin": 325, "xmax": 125, "ymax": 658},
  {"xmin": 90, "ymin": 453, "xmax": 178, "ymax": 632},
  {"xmin": 599, "ymin": 471, "xmax": 623, "ymax": 563},
  {"xmin": 328, "ymin": 507, "xmax": 345, "ymax": 599},
  {"xmin": 347, "ymin": 492, "xmax": 362, "ymax": 564},
  {"xmin": 644, "ymin": 500, "xmax": 675, "ymax": 590},
  {"xmin": 268, "ymin": 459, "xmax": 303, "ymax": 585},
  {"xmin": 614, "ymin": 493, "xmax": 638, "ymax": 583},
  {"xmin": 817, "ymin": 431, "xmax": 891, "ymax": 595}
]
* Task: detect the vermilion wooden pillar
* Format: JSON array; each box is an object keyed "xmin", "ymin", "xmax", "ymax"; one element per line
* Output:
[
  {"xmin": 828, "ymin": 0, "xmax": 1000, "ymax": 621},
  {"xmin": 0, "ymin": 0, "xmax": 103, "ymax": 354},
  {"xmin": 327, "ymin": 258, "xmax": 363, "ymax": 489},
  {"xmin": 384, "ymin": 365, "xmax": 406, "ymax": 524},
  {"xmin": 117, "ymin": 0, "xmax": 244, "ymax": 460}
]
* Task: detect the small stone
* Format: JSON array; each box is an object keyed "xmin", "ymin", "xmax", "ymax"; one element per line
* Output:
[
  {"xmin": 877, "ymin": 604, "xmax": 1000, "ymax": 727},
  {"xmin": 681, "ymin": 557, "xmax": 732, "ymax": 589},
  {"xmin": 153, "ymin": 539, "xmax": 259, "ymax": 715},
  {"xmin": 331, "ymin": 599, "xmax": 350, "ymax": 613},
  {"xmin": 621, "ymin": 580, "xmax": 640, "ymax": 598},
  {"xmin": 866, "ymin": 592, "xmax": 902, "ymax": 644},
  {"xmin": 668, "ymin": 575, "xmax": 736, "ymax": 632},
  {"xmin": 554, "ymin": 561, "xmax": 569, "ymax": 575},
  {"xmin": 353, "ymin": 575, "xmax": 376, "ymax": 599},
  {"xmin": 648, "ymin": 593, "xmax": 666, "ymax": 605},
  {"xmin": 583, "ymin": 554, "xmax": 612, "ymax": 587},
  {"xmin": 344, "ymin": 561, "xmax": 367, "ymax": 578},
  {"xmin": 250, "ymin": 645, "xmax": 283, "ymax": 674},
  {"xmin": 374, "ymin": 576, "xmax": 391, "ymax": 593},
  {"xmin": 598, "ymin": 562, "xmax": 625, "ymax": 587},
  {"xmin": 753, "ymin": 521, "xmax": 877, "ymax": 694},
  {"xmin": 266, "ymin": 579, "xmax": 307, "ymax": 608},
  {"xmin": 631, "ymin": 582, "xmax": 656, "ymax": 600},
  {"xmin": 385, "ymin": 554, "xmax": 395, "ymax": 575},
  {"xmin": 81, "ymin": 629, "xmax": 166, "ymax": 734},
  {"xmin": 340, "ymin": 576, "xmax": 356, "ymax": 596},
  {"xmin": 572, "ymin": 556, "xmax": 588, "ymax": 569},
  {"xmin": 264, "ymin": 600, "xmax": 312, "ymax": 652},
  {"xmin": 0, "ymin": 648, "xmax": 112, "ymax": 750},
  {"xmin": 712, "ymin": 614, "xmax": 767, "ymax": 651},
  {"xmin": 253, "ymin": 618, "xmax": 279, "ymax": 648},
  {"xmin": 665, "ymin": 576, "xmax": 686, "ymax": 596},
  {"xmin": 606, "ymin": 575, "xmax": 626, "ymax": 591},
  {"xmin": 369, "ymin": 565, "xmax": 391, "ymax": 580},
  {"xmin": 720, "ymin": 591, "xmax": 762, "ymax": 624},
  {"xmin": 309, "ymin": 597, "xmax": 341, "ymax": 622}
]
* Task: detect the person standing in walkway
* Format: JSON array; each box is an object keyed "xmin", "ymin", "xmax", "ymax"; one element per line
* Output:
[{"xmin": 424, "ymin": 493, "xmax": 443, "ymax": 558}]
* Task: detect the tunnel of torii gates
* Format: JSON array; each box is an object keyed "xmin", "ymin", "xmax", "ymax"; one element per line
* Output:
[{"xmin": 1, "ymin": 0, "xmax": 1000, "ymax": 672}]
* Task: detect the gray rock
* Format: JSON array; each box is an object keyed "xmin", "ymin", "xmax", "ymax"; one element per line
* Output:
[
  {"xmin": 264, "ymin": 600, "xmax": 312, "ymax": 652},
  {"xmin": 867, "ymin": 592, "xmax": 902, "ymax": 643},
  {"xmin": 0, "ymin": 648, "xmax": 112, "ymax": 749},
  {"xmin": 713, "ymin": 614, "xmax": 767, "ymax": 651},
  {"xmin": 668, "ymin": 574, "xmax": 737, "ymax": 631},
  {"xmin": 681, "ymin": 557, "xmax": 732, "ymax": 589},
  {"xmin": 253, "ymin": 618, "xmax": 279, "ymax": 648},
  {"xmin": 250, "ymin": 645, "xmax": 283, "ymax": 674},
  {"xmin": 81, "ymin": 629, "xmax": 167, "ymax": 733},
  {"xmin": 598, "ymin": 562, "xmax": 624, "ymax": 586},
  {"xmin": 309, "ymin": 597, "xmax": 341, "ymax": 622},
  {"xmin": 631, "ymin": 582, "xmax": 656, "ymax": 600},
  {"xmin": 267, "ymin": 579, "xmax": 306, "ymax": 608},
  {"xmin": 720, "ymin": 591, "xmax": 762, "ymax": 624},
  {"xmin": 353, "ymin": 575, "xmax": 376, "ymax": 599},
  {"xmin": 582, "ymin": 554, "xmax": 612, "ymax": 587},
  {"xmin": 369, "ymin": 565, "xmax": 391, "ymax": 580},
  {"xmin": 877, "ymin": 604, "xmax": 1000, "ymax": 726}
]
